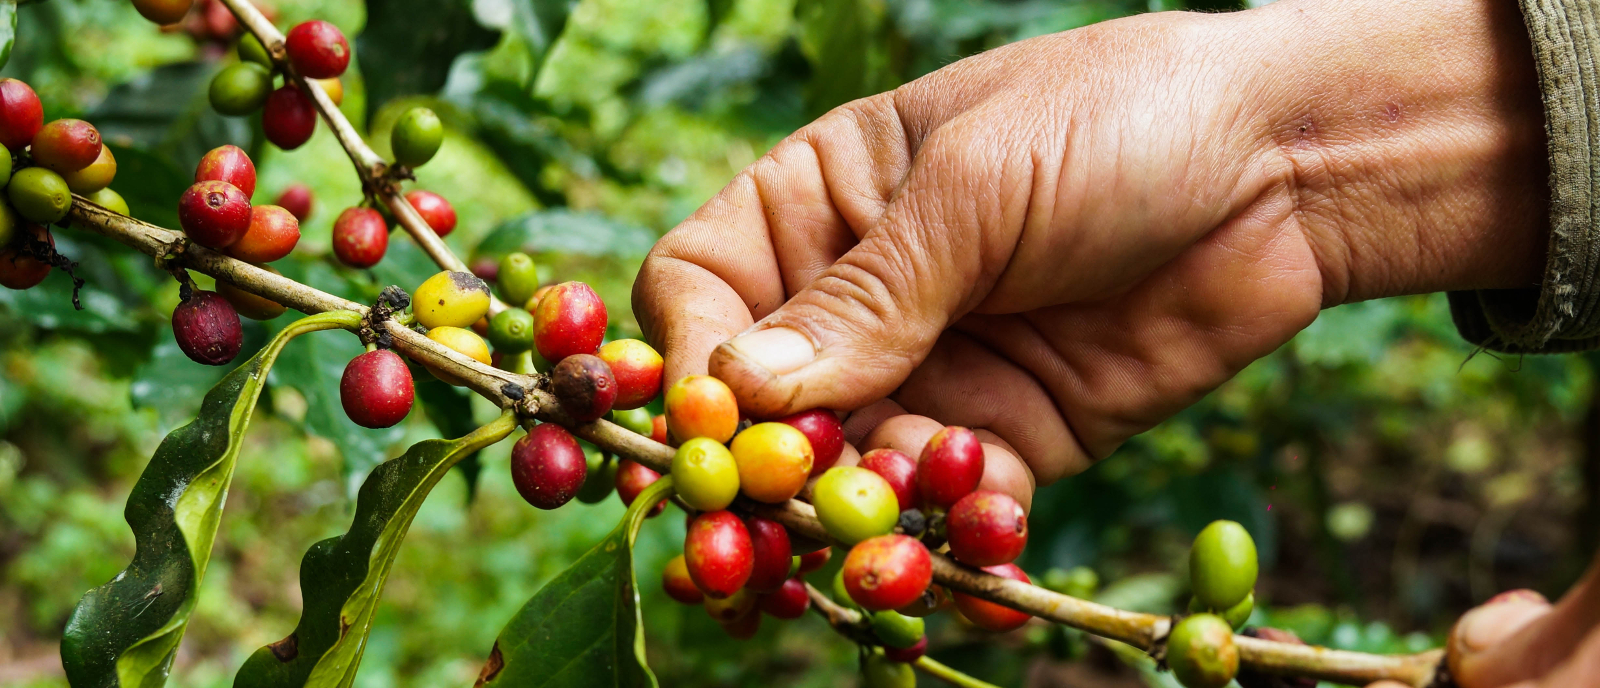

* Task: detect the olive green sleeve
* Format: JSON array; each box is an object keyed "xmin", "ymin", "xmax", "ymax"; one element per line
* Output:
[{"xmin": 1449, "ymin": 0, "xmax": 1600, "ymax": 353}]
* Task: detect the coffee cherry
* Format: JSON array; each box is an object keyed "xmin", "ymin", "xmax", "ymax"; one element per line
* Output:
[
  {"xmin": 84, "ymin": 187, "xmax": 129, "ymax": 216},
  {"xmin": 526, "ymin": 283, "xmax": 554, "ymax": 309},
  {"xmin": 744, "ymin": 516, "xmax": 793, "ymax": 593},
  {"xmin": 0, "ymin": 224, "xmax": 52, "ymax": 289},
  {"xmin": 172, "ymin": 290, "xmax": 244, "ymax": 366},
  {"xmin": 237, "ymin": 34, "xmax": 273, "ymax": 70},
  {"xmin": 615, "ymin": 459, "xmax": 665, "ymax": 517},
  {"xmin": 423, "ymin": 326, "xmax": 491, "ymax": 385},
  {"xmin": 276, "ymin": 183, "xmax": 313, "ymax": 221},
  {"xmin": 1219, "ymin": 592, "xmax": 1253, "ymax": 630},
  {"xmin": 1166, "ymin": 613, "xmax": 1238, "ymax": 688},
  {"xmin": 704, "ymin": 587, "xmax": 755, "ymax": 623},
  {"xmin": 551, "ymin": 353, "xmax": 617, "ymax": 422},
  {"xmin": 510, "ymin": 423, "xmax": 588, "ymax": 510},
  {"xmin": 670, "ymin": 437, "xmax": 739, "ymax": 511},
  {"xmin": 862, "ymin": 653, "xmax": 915, "ymax": 688},
  {"xmin": 575, "ymin": 451, "xmax": 617, "ymax": 504},
  {"xmin": 224, "ymin": 205, "xmax": 299, "ymax": 263},
  {"xmin": 8, "ymin": 168, "xmax": 72, "ymax": 224},
  {"xmin": 917, "ymin": 426, "xmax": 985, "ymax": 510},
  {"xmin": 951, "ymin": 563, "xmax": 1032, "ymax": 632},
  {"xmin": 486, "ymin": 307, "xmax": 534, "ymax": 353},
  {"xmin": 684, "ymin": 510, "xmax": 754, "ymax": 599},
  {"xmin": 404, "ymin": 190, "xmax": 455, "ymax": 237},
  {"xmin": 531, "ymin": 281, "xmax": 607, "ymax": 362},
  {"xmin": 406, "ymin": 272, "xmax": 486, "ymax": 332},
  {"xmin": 870, "ymin": 610, "xmax": 925, "ymax": 649},
  {"xmin": 262, "ymin": 86, "xmax": 316, "ymax": 149},
  {"xmin": 62, "ymin": 145, "xmax": 116, "ymax": 195},
  {"xmin": 596, "ymin": 339, "xmax": 663, "ymax": 410},
  {"xmin": 663, "ymin": 374, "xmax": 738, "ymax": 444},
  {"xmin": 832, "ymin": 569, "xmax": 858, "ymax": 608},
  {"xmin": 209, "ymin": 62, "xmax": 272, "ymax": 116},
  {"xmin": 285, "ymin": 20, "xmax": 350, "ymax": 79},
  {"xmin": 216, "ymin": 267, "xmax": 286, "ymax": 320},
  {"xmin": 895, "ymin": 585, "xmax": 950, "ymax": 618},
  {"xmin": 1189, "ymin": 520, "xmax": 1258, "ymax": 612},
  {"xmin": 0, "ymin": 144, "xmax": 11, "ymax": 188},
  {"xmin": 133, "ymin": 0, "xmax": 192, "ymax": 24},
  {"xmin": 947, "ymin": 490, "xmax": 1028, "ymax": 566},
  {"xmin": 314, "ymin": 77, "xmax": 344, "ymax": 106},
  {"xmin": 176, "ymin": 180, "xmax": 251, "ymax": 248},
  {"xmin": 391, "ymin": 107, "xmax": 443, "ymax": 167},
  {"xmin": 650, "ymin": 414, "xmax": 669, "ymax": 445},
  {"xmin": 729, "ymin": 422, "xmax": 813, "ymax": 503},
  {"xmin": 497, "ymin": 252, "xmax": 539, "ymax": 306},
  {"xmin": 882, "ymin": 636, "xmax": 927, "ymax": 663},
  {"xmin": 842, "ymin": 535, "xmax": 932, "ymax": 611},
  {"xmin": 719, "ymin": 604, "xmax": 762, "ymax": 640},
  {"xmin": 339, "ymin": 349, "xmax": 414, "ymax": 428},
  {"xmin": 0, "ymin": 79, "xmax": 41, "ymax": 151},
  {"xmin": 758, "ymin": 577, "xmax": 809, "ymax": 619},
  {"xmin": 31, "ymin": 119, "xmax": 102, "ymax": 173},
  {"xmin": 610, "ymin": 407, "xmax": 653, "ymax": 436},
  {"xmin": 858, "ymin": 448, "xmax": 919, "ymax": 512},
  {"xmin": 813, "ymin": 467, "xmax": 899, "ymax": 545},
  {"xmin": 195, "ymin": 144, "xmax": 257, "ymax": 199},
  {"xmin": 662, "ymin": 554, "xmax": 704, "ymax": 605},
  {"xmin": 1043, "ymin": 566, "xmax": 1100, "ymax": 599},
  {"xmin": 777, "ymin": 409, "xmax": 843, "ymax": 476},
  {"xmin": 0, "ymin": 199, "xmax": 17, "ymax": 248},
  {"xmin": 332, "ymin": 207, "xmax": 388, "ymax": 268},
  {"xmin": 796, "ymin": 547, "xmax": 832, "ymax": 575}
]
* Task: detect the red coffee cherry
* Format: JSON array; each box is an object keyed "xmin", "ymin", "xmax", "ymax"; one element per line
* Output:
[
  {"xmin": 332, "ymin": 207, "xmax": 388, "ymax": 268},
  {"xmin": 262, "ymin": 86, "xmax": 316, "ymax": 150},
  {"xmin": 758, "ymin": 578, "xmax": 810, "ymax": 619},
  {"xmin": 225, "ymin": 205, "xmax": 299, "ymax": 263},
  {"xmin": 510, "ymin": 423, "xmax": 588, "ymax": 510},
  {"xmin": 842, "ymin": 535, "xmax": 933, "ymax": 611},
  {"xmin": 704, "ymin": 587, "xmax": 755, "ymax": 624},
  {"xmin": 338, "ymin": 349, "xmax": 413, "ymax": 428},
  {"xmin": 951, "ymin": 563, "xmax": 1032, "ymax": 632},
  {"xmin": 0, "ymin": 224, "xmax": 52, "ymax": 289},
  {"xmin": 596, "ymin": 339, "xmax": 663, "ymax": 410},
  {"xmin": 275, "ymin": 183, "xmax": 314, "ymax": 221},
  {"xmin": 404, "ymin": 190, "xmax": 456, "ymax": 237},
  {"xmin": 550, "ymin": 353, "xmax": 616, "ymax": 423},
  {"xmin": 284, "ymin": 20, "xmax": 351, "ymax": 79},
  {"xmin": 859, "ymin": 448, "xmax": 920, "ymax": 512},
  {"xmin": 684, "ymin": 510, "xmax": 754, "ymax": 599},
  {"xmin": 31, "ymin": 119, "xmax": 102, "ymax": 173},
  {"xmin": 0, "ymin": 79, "xmax": 42, "ymax": 151},
  {"xmin": 744, "ymin": 517, "xmax": 793, "ymax": 594},
  {"xmin": 946, "ymin": 491, "xmax": 1028, "ymax": 566},
  {"xmin": 132, "ymin": 0, "xmax": 193, "ymax": 26},
  {"xmin": 882, "ymin": 636, "xmax": 927, "ymax": 663},
  {"xmin": 178, "ymin": 180, "xmax": 252, "ymax": 249},
  {"xmin": 615, "ymin": 459, "xmax": 665, "ymax": 517},
  {"xmin": 777, "ymin": 409, "xmax": 844, "ymax": 476},
  {"xmin": 195, "ymin": 144, "xmax": 257, "ymax": 199},
  {"xmin": 532, "ymin": 281, "xmax": 608, "ymax": 362},
  {"xmin": 662, "ymin": 554, "xmax": 704, "ymax": 605},
  {"xmin": 916, "ymin": 426, "xmax": 984, "ymax": 510},
  {"xmin": 649, "ymin": 414, "xmax": 669, "ymax": 445},
  {"xmin": 172, "ymin": 290, "xmax": 243, "ymax": 366},
  {"xmin": 663, "ymin": 375, "xmax": 739, "ymax": 444},
  {"xmin": 796, "ymin": 547, "xmax": 832, "ymax": 576}
]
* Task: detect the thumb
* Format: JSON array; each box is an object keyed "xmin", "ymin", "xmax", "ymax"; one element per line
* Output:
[{"xmin": 1447, "ymin": 590, "xmax": 1554, "ymax": 687}]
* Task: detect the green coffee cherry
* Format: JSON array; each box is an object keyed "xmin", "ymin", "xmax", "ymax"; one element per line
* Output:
[
  {"xmin": 610, "ymin": 407, "xmax": 653, "ymax": 436},
  {"xmin": 8, "ymin": 167, "xmax": 71, "ymax": 223},
  {"xmin": 1043, "ymin": 566, "xmax": 1100, "ymax": 599},
  {"xmin": 862, "ymin": 653, "xmax": 915, "ymax": 688},
  {"xmin": 870, "ymin": 610, "xmax": 925, "ymax": 649},
  {"xmin": 391, "ymin": 107, "xmax": 443, "ymax": 168},
  {"xmin": 0, "ymin": 143, "xmax": 12, "ymax": 188},
  {"xmin": 0, "ymin": 199, "xmax": 17, "ymax": 247},
  {"xmin": 486, "ymin": 307, "xmax": 535, "ymax": 353},
  {"xmin": 812, "ymin": 466, "xmax": 899, "ymax": 545},
  {"xmin": 575, "ymin": 451, "xmax": 617, "ymax": 504},
  {"xmin": 504, "ymin": 349, "xmax": 539, "ymax": 375},
  {"xmin": 498, "ymin": 252, "xmax": 539, "ymax": 306},
  {"xmin": 1166, "ymin": 614, "xmax": 1238, "ymax": 688},
  {"xmin": 670, "ymin": 437, "xmax": 740, "ymax": 511},
  {"xmin": 832, "ymin": 570, "xmax": 858, "ymax": 609},
  {"xmin": 1189, "ymin": 520, "xmax": 1257, "ymax": 611},
  {"xmin": 209, "ymin": 62, "xmax": 273, "ymax": 116},
  {"xmin": 238, "ymin": 34, "xmax": 274, "ymax": 70},
  {"xmin": 1219, "ymin": 592, "xmax": 1253, "ymax": 630}
]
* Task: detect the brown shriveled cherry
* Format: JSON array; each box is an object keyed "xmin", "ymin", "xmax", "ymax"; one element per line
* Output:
[
  {"xmin": 226, "ymin": 205, "xmax": 299, "ymax": 263},
  {"xmin": 0, "ymin": 224, "xmax": 53, "ymax": 290},
  {"xmin": 951, "ymin": 563, "xmax": 1032, "ymax": 632},
  {"xmin": 276, "ymin": 183, "xmax": 314, "ymax": 221},
  {"xmin": 684, "ymin": 510, "xmax": 754, "ymax": 599},
  {"xmin": 172, "ymin": 290, "xmax": 244, "ymax": 366},
  {"xmin": 550, "ymin": 353, "xmax": 616, "ymax": 423},
  {"xmin": 532, "ymin": 281, "xmax": 608, "ymax": 363},
  {"xmin": 262, "ymin": 86, "xmax": 316, "ymax": 150},
  {"xmin": 615, "ymin": 459, "xmax": 665, "ymax": 517},
  {"xmin": 178, "ymin": 180, "xmax": 252, "ymax": 249},
  {"xmin": 510, "ymin": 423, "xmax": 588, "ymax": 510},
  {"xmin": 778, "ymin": 409, "xmax": 844, "ymax": 476},
  {"xmin": 859, "ymin": 448, "xmax": 920, "ymax": 512},
  {"xmin": 0, "ymin": 79, "xmax": 42, "ymax": 151},
  {"xmin": 404, "ymin": 190, "xmax": 456, "ymax": 238},
  {"xmin": 946, "ymin": 491, "xmax": 1028, "ymax": 566},
  {"xmin": 917, "ymin": 426, "xmax": 985, "ymax": 510},
  {"xmin": 285, "ymin": 20, "xmax": 351, "ymax": 79},
  {"xmin": 31, "ymin": 119, "xmax": 101, "ymax": 173},
  {"xmin": 842, "ymin": 535, "xmax": 933, "ymax": 611},
  {"xmin": 339, "ymin": 349, "xmax": 414, "ymax": 429},
  {"xmin": 332, "ymin": 207, "xmax": 388, "ymax": 268},
  {"xmin": 758, "ymin": 578, "xmax": 810, "ymax": 619},
  {"xmin": 195, "ymin": 144, "xmax": 257, "ymax": 199},
  {"xmin": 743, "ymin": 516, "xmax": 793, "ymax": 594}
]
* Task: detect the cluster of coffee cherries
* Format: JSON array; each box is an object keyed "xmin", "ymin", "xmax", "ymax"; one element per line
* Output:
[
  {"xmin": 329, "ymin": 106, "xmax": 448, "ymax": 270},
  {"xmin": 169, "ymin": 144, "xmax": 301, "ymax": 365},
  {"xmin": 0, "ymin": 78, "xmax": 126, "ymax": 292},
  {"xmin": 1165, "ymin": 520, "xmax": 1260, "ymax": 688},
  {"xmin": 207, "ymin": 21, "xmax": 349, "ymax": 150}
]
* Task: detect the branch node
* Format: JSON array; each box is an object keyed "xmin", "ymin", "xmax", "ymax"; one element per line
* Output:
[
  {"xmin": 501, "ymin": 383, "xmax": 525, "ymax": 401},
  {"xmin": 19, "ymin": 229, "xmax": 85, "ymax": 309},
  {"xmin": 359, "ymin": 286, "xmax": 411, "ymax": 348}
]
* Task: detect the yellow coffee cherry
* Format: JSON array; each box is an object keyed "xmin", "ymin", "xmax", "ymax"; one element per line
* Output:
[
  {"xmin": 729, "ymin": 422, "xmax": 813, "ymax": 503},
  {"xmin": 671, "ymin": 437, "xmax": 741, "ymax": 511},
  {"xmin": 425, "ymin": 326, "xmax": 491, "ymax": 386},
  {"xmin": 413, "ymin": 270, "xmax": 490, "ymax": 329}
]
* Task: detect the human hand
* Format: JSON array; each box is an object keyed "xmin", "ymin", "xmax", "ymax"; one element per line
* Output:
[{"xmin": 633, "ymin": 0, "xmax": 1549, "ymax": 508}]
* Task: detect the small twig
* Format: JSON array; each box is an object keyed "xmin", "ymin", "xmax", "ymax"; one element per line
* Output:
[
  {"xmin": 913, "ymin": 657, "xmax": 1002, "ymax": 688},
  {"xmin": 18, "ymin": 229, "xmax": 86, "ymax": 309}
]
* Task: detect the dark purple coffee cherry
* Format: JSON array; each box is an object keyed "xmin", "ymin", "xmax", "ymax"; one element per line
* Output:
[
  {"xmin": 172, "ymin": 290, "xmax": 243, "ymax": 365},
  {"xmin": 551, "ymin": 353, "xmax": 617, "ymax": 422},
  {"xmin": 511, "ymin": 423, "xmax": 588, "ymax": 509}
]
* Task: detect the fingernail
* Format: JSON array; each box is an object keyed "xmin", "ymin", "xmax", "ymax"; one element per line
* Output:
[
  {"xmin": 1455, "ymin": 593, "xmax": 1550, "ymax": 653},
  {"xmin": 1484, "ymin": 589, "xmax": 1548, "ymax": 607},
  {"xmin": 724, "ymin": 327, "xmax": 816, "ymax": 376}
]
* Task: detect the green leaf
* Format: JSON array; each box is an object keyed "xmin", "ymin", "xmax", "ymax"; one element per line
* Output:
[
  {"xmin": 90, "ymin": 62, "xmax": 254, "ymax": 172},
  {"xmin": 795, "ymin": 0, "xmax": 899, "ymax": 117},
  {"xmin": 475, "ymin": 210, "xmax": 657, "ymax": 259},
  {"xmin": 414, "ymin": 377, "xmax": 484, "ymax": 501},
  {"xmin": 356, "ymin": 0, "xmax": 498, "ymax": 117},
  {"xmin": 0, "ymin": 2, "xmax": 18, "ymax": 70},
  {"xmin": 478, "ymin": 475, "xmax": 673, "ymax": 688},
  {"xmin": 60, "ymin": 310, "xmax": 362, "ymax": 688},
  {"xmin": 234, "ymin": 411, "xmax": 518, "ymax": 688}
]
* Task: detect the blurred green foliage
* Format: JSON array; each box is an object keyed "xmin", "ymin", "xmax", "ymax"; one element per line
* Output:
[{"xmin": 0, "ymin": 0, "xmax": 1594, "ymax": 686}]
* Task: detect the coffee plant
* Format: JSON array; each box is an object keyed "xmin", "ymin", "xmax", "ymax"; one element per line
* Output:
[{"xmin": 0, "ymin": 0, "xmax": 1590, "ymax": 687}]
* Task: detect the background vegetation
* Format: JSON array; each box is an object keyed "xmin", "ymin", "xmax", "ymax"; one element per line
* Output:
[{"xmin": 0, "ymin": 0, "xmax": 1594, "ymax": 685}]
